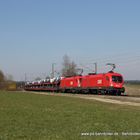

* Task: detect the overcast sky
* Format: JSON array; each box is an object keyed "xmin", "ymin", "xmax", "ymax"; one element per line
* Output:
[{"xmin": 0, "ymin": 0, "xmax": 140, "ymax": 81}]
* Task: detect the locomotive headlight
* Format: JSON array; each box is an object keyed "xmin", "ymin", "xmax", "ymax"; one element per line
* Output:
[{"xmin": 110, "ymin": 83, "xmax": 113, "ymax": 87}]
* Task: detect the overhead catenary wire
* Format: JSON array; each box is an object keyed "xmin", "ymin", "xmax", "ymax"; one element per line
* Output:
[{"xmin": 78, "ymin": 51, "xmax": 140, "ymax": 74}]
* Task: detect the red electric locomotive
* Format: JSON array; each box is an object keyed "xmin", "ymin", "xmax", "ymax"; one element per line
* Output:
[
  {"xmin": 60, "ymin": 75, "xmax": 82, "ymax": 93},
  {"xmin": 60, "ymin": 64, "xmax": 125, "ymax": 95},
  {"xmin": 60, "ymin": 72, "xmax": 125, "ymax": 95}
]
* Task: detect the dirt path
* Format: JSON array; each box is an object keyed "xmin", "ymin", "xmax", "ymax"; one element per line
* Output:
[
  {"xmin": 77, "ymin": 95, "xmax": 140, "ymax": 106},
  {"xmin": 26, "ymin": 91, "xmax": 140, "ymax": 107}
]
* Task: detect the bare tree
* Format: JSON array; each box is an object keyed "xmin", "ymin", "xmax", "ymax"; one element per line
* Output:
[
  {"xmin": 35, "ymin": 77, "xmax": 42, "ymax": 81},
  {"xmin": 62, "ymin": 55, "xmax": 77, "ymax": 77}
]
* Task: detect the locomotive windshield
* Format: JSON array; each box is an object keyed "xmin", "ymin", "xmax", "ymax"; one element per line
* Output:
[{"xmin": 112, "ymin": 76, "xmax": 123, "ymax": 83}]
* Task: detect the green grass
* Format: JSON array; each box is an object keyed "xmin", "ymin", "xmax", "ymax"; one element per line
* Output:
[{"xmin": 0, "ymin": 91, "xmax": 140, "ymax": 140}]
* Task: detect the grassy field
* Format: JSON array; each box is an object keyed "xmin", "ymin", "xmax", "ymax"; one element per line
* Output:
[{"xmin": 0, "ymin": 91, "xmax": 140, "ymax": 140}]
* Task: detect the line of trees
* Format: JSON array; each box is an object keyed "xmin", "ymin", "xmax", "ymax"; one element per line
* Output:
[
  {"xmin": 0, "ymin": 70, "xmax": 5, "ymax": 82},
  {"xmin": 0, "ymin": 70, "xmax": 6, "ymax": 89},
  {"xmin": 0, "ymin": 70, "xmax": 16, "ymax": 90}
]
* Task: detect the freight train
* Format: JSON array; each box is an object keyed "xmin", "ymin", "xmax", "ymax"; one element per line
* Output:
[{"xmin": 24, "ymin": 64, "xmax": 125, "ymax": 95}]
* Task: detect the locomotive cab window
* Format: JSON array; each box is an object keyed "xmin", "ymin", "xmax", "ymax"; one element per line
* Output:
[{"xmin": 112, "ymin": 76, "xmax": 122, "ymax": 83}]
